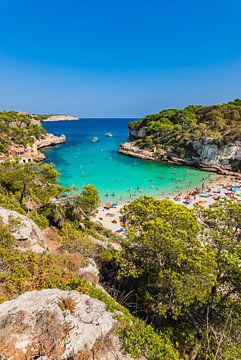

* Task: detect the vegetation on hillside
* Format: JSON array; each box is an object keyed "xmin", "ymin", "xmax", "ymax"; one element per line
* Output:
[
  {"xmin": 0, "ymin": 111, "xmax": 46, "ymax": 153},
  {"xmin": 0, "ymin": 110, "xmax": 240, "ymax": 358},
  {"xmin": 102, "ymin": 196, "xmax": 241, "ymax": 359},
  {"xmin": 0, "ymin": 162, "xmax": 178, "ymax": 359},
  {"xmin": 0, "ymin": 160, "xmax": 240, "ymax": 359},
  {"xmin": 0, "ymin": 160, "xmax": 180, "ymax": 359},
  {"xmin": 129, "ymin": 99, "xmax": 241, "ymax": 159}
]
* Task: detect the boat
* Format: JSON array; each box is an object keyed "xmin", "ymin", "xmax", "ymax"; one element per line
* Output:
[
  {"xmin": 105, "ymin": 132, "xmax": 113, "ymax": 137},
  {"xmin": 91, "ymin": 136, "xmax": 98, "ymax": 143}
]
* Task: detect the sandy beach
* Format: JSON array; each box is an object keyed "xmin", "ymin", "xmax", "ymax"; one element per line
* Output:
[{"xmin": 93, "ymin": 174, "xmax": 241, "ymax": 234}]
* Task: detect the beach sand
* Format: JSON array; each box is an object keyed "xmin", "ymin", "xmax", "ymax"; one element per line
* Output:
[{"xmin": 93, "ymin": 174, "xmax": 241, "ymax": 234}]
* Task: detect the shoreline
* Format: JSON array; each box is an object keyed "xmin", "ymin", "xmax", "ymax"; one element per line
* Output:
[
  {"xmin": 93, "ymin": 173, "xmax": 241, "ymax": 234},
  {"xmin": 118, "ymin": 142, "xmax": 240, "ymax": 176},
  {"xmin": 0, "ymin": 134, "xmax": 66, "ymax": 164}
]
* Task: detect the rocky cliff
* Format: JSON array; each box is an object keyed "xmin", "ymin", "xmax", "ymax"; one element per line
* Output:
[
  {"xmin": 120, "ymin": 136, "xmax": 241, "ymax": 174},
  {"xmin": 0, "ymin": 289, "xmax": 132, "ymax": 360},
  {"xmin": 30, "ymin": 133, "xmax": 66, "ymax": 161},
  {"xmin": 126, "ymin": 101, "xmax": 241, "ymax": 173},
  {"xmin": 0, "ymin": 110, "xmax": 66, "ymax": 163}
]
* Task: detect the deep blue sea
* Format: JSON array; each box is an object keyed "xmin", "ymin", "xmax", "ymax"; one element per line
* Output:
[{"xmin": 42, "ymin": 118, "xmax": 209, "ymax": 202}]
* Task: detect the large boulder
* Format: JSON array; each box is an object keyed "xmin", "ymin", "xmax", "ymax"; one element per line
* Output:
[
  {"xmin": 0, "ymin": 289, "xmax": 131, "ymax": 359},
  {"xmin": 0, "ymin": 207, "xmax": 45, "ymax": 252}
]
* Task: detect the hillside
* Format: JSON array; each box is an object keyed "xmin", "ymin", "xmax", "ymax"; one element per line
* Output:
[
  {"xmin": 0, "ymin": 110, "xmax": 240, "ymax": 359},
  {"xmin": 0, "ymin": 160, "xmax": 178, "ymax": 359},
  {"xmin": 0, "ymin": 111, "xmax": 46, "ymax": 151},
  {"xmin": 0, "ymin": 111, "xmax": 65, "ymax": 162},
  {"xmin": 123, "ymin": 99, "xmax": 241, "ymax": 172}
]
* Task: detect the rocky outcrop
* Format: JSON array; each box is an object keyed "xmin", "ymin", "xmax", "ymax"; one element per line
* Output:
[
  {"xmin": 23, "ymin": 134, "xmax": 66, "ymax": 162},
  {"xmin": 129, "ymin": 127, "xmax": 146, "ymax": 139},
  {"xmin": 0, "ymin": 289, "xmax": 131, "ymax": 359},
  {"xmin": 192, "ymin": 139, "xmax": 241, "ymax": 166},
  {"xmin": 0, "ymin": 207, "xmax": 45, "ymax": 252},
  {"xmin": 119, "ymin": 142, "xmax": 156, "ymax": 161},
  {"xmin": 79, "ymin": 259, "xmax": 100, "ymax": 284},
  {"xmin": 44, "ymin": 115, "xmax": 79, "ymax": 121},
  {"xmin": 35, "ymin": 134, "xmax": 66, "ymax": 149},
  {"xmin": 119, "ymin": 137, "xmax": 241, "ymax": 174}
]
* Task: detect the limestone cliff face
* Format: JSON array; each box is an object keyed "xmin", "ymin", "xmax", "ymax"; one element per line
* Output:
[
  {"xmin": 123, "ymin": 126, "xmax": 241, "ymax": 173},
  {"xmin": 192, "ymin": 139, "xmax": 241, "ymax": 167},
  {"xmin": 35, "ymin": 134, "xmax": 66, "ymax": 149},
  {"xmin": 0, "ymin": 289, "xmax": 132, "ymax": 360},
  {"xmin": 129, "ymin": 127, "xmax": 146, "ymax": 139},
  {"xmin": 0, "ymin": 207, "xmax": 45, "ymax": 252},
  {"xmin": 24, "ymin": 134, "xmax": 66, "ymax": 162}
]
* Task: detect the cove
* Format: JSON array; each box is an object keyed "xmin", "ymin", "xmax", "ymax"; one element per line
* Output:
[{"xmin": 42, "ymin": 118, "xmax": 210, "ymax": 202}]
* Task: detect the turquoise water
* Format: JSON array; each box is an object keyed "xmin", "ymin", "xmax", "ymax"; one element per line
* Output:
[{"xmin": 42, "ymin": 118, "xmax": 209, "ymax": 202}]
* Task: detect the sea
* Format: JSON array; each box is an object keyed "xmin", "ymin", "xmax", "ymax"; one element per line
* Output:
[{"xmin": 42, "ymin": 118, "xmax": 210, "ymax": 202}]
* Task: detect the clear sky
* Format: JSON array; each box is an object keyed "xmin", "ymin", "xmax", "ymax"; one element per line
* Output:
[{"xmin": 0, "ymin": 0, "xmax": 241, "ymax": 117}]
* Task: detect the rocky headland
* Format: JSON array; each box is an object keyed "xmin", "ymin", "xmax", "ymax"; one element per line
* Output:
[
  {"xmin": 43, "ymin": 114, "xmax": 79, "ymax": 121},
  {"xmin": 121, "ymin": 101, "xmax": 241, "ymax": 174},
  {"xmin": 30, "ymin": 133, "xmax": 66, "ymax": 161},
  {"xmin": 119, "ymin": 140, "xmax": 241, "ymax": 175},
  {"xmin": 0, "ymin": 110, "xmax": 66, "ymax": 163}
]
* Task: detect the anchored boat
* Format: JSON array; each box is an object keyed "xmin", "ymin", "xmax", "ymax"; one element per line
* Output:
[{"xmin": 91, "ymin": 136, "xmax": 98, "ymax": 143}]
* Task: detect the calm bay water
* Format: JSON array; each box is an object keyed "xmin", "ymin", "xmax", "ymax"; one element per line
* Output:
[{"xmin": 42, "ymin": 118, "xmax": 209, "ymax": 202}]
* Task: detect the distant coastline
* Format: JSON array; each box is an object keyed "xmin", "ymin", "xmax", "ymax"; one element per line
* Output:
[{"xmin": 43, "ymin": 114, "xmax": 79, "ymax": 122}]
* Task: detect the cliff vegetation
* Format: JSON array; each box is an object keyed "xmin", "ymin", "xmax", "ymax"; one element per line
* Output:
[
  {"xmin": 0, "ymin": 111, "xmax": 46, "ymax": 153},
  {"xmin": 128, "ymin": 99, "xmax": 241, "ymax": 171}
]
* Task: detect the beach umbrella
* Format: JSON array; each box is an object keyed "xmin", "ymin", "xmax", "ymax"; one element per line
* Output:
[
  {"xmin": 105, "ymin": 203, "xmax": 112, "ymax": 208},
  {"xmin": 116, "ymin": 229, "xmax": 123, "ymax": 233}
]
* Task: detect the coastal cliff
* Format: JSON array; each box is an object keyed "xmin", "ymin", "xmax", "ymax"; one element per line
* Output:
[
  {"xmin": 30, "ymin": 133, "xmax": 66, "ymax": 161},
  {"xmin": 0, "ymin": 111, "xmax": 66, "ymax": 163},
  {"xmin": 119, "ymin": 140, "xmax": 241, "ymax": 175},
  {"xmin": 43, "ymin": 114, "xmax": 79, "ymax": 121},
  {"xmin": 124, "ymin": 100, "xmax": 241, "ymax": 174}
]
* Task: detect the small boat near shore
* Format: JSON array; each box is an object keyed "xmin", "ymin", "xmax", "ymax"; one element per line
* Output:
[{"xmin": 105, "ymin": 132, "xmax": 113, "ymax": 137}]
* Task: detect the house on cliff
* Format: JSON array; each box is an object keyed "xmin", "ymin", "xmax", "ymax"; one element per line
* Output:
[{"xmin": 8, "ymin": 146, "xmax": 33, "ymax": 163}]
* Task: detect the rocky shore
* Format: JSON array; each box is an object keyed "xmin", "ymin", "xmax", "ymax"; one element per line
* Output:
[
  {"xmin": 118, "ymin": 142, "xmax": 156, "ymax": 161},
  {"xmin": 0, "ymin": 133, "xmax": 66, "ymax": 164},
  {"xmin": 28, "ymin": 134, "xmax": 66, "ymax": 161},
  {"xmin": 119, "ymin": 141, "xmax": 240, "ymax": 176}
]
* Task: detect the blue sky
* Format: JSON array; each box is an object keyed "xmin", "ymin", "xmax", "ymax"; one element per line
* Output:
[{"xmin": 0, "ymin": 0, "xmax": 241, "ymax": 117}]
